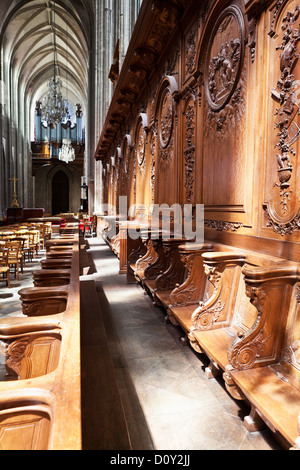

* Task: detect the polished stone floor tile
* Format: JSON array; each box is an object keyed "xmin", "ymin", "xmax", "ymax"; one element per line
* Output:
[{"xmin": 87, "ymin": 237, "xmax": 282, "ymax": 451}]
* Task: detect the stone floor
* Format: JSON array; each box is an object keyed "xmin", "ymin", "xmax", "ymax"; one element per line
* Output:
[
  {"xmin": 86, "ymin": 237, "xmax": 282, "ymax": 451},
  {"xmin": 0, "ymin": 237, "xmax": 283, "ymax": 450}
]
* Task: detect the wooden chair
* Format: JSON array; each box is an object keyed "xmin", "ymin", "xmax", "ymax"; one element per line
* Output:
[
  {"xmin": 28, "ymin": 231, "xmax": 38, "ymax": 259},
  {"xmin": 12, "ymin": 237, "xmax": 26, "ymax": 273},
  {"xmin": 5, "ymin": 241, "xmax": 21, "ymax": 280},
  {"xmin": 0, "ymin": 248, "xmax": 10, "ymax": 288}
]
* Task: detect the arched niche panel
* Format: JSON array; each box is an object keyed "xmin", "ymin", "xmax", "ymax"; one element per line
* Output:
[
  {"xmin": 153, "ymin": 75, "xmax": 179, "ymax": 206},
  {"xmin": 196, "ymin": 1, "xmax": 253, "ymax": 229},
  {"xmin": 134, "ymin": 113, "xmax": 148, "ymax": 168},
  {"xmin": 35, "ymin": 164, "xmax": 80, "ymax": 215},
  {"xmin": 182, "ymin": 94, "xmax": 197, "ymax": 205}
]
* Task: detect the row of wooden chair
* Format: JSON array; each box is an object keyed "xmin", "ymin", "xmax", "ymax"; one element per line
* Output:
[{"xmin": 0, "ymin": 222, "xmax": 52, "ymax": 287}]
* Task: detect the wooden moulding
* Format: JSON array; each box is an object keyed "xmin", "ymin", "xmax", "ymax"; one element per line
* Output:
[{"xmin": 0, "ymin": 231, "xmax": 81, "ymax": 450}]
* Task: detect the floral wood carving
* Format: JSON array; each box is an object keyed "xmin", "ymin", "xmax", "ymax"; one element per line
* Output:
[
  {"xmin": 270, "ymin": 6, "xmax": 300, "ymax": 214},
  {"xmin": 184, "ymin": 100, "xmax": 195, "ymax": 203},
  {"xmin": 185, "ymin": 25, "xmax": 197, "ymax": 77},
  {"xmin": 204, "ymin": 220, "xmax": 243, "ymax": 231},
  {"xmin": 0, "ymin": 337, "xmax": 30, "ymax": 380},
  {"xmin": 150, "ymin": 131, "xmax": 156, "ymax": 203},
  {"xmin": 169, "ymin": 252, "xmax": 199, "ymax": 307},
  {"xmin": 159, "ymin": 87, "xmax": 174, "ymax": 148},
  {"xmin": 136, "ymin": 114, "xmax": 148, "ymax": 168},
  {"xmin": 158, "ymin": 86, "xmax": 175, "ymax": 169}
]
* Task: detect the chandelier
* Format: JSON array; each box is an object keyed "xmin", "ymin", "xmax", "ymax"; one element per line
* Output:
[
  {"xmin": 41, "ymin": 0, "xmax": 70, "ymax": 125},
  {"xmin": 58, "ymin": 138, "xmax": 75, "ymax": 163}
]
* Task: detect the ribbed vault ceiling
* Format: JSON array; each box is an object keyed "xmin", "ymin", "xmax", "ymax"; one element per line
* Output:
[{"xmin": 1, "ymin": 0, "xmax": 92, "ymax": 132}]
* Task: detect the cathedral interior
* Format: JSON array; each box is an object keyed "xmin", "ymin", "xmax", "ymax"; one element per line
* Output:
[{"xmin": 0, "ymin": 0, "xmax": 300, "ymax": 452}]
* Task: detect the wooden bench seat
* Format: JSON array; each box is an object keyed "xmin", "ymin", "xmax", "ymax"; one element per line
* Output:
[
  {"xmin": 222, "ymin": 264, "xmax": 300, "ymax": 449},
  {"xmin": 45, "ymin": 239, "xmax": 76, "ymax": 252},
  {"xmin": 225, "ymin": 365, "xmax": 300, "ymax": 448},
  {"xmin": 46, "ymin": 250, "xmax": 74, "ymax": 259}
]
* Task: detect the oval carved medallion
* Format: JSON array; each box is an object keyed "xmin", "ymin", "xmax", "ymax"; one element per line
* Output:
[
  {"xmin": 137, "ymin": 121, "xmax": 145, "ymax": 165},
  {"xmin": 159, "ymin": 87, "xmax": 174, "ymax": 148},
  {"xmin": 204, "ymin": 6, "xmax": 245, "ymax": 111}
]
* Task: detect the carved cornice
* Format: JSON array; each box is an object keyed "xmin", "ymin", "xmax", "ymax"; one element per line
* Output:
[{"xmin": 95, "ymin": 0, "xmax": 183, "ymax": 161}]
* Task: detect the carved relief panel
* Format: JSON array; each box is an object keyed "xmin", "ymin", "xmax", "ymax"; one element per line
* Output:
[
  {"xmin": 154, "ymin": 76, "xmax": 179, "ymax": 206},
  {"xmin": 263, "ymin": 1, "xmax": 300, "ymax": 238},
  {"xmin": 184, "ymin": 22, "xmax": 197, "ymax": 81},
  {"xmin": 183, "ymin": 96, "xmax": 196, "ymax": 204},
  {"xmin": 201, "ymin": 4, "xmax": 252, "ymax": 227}
]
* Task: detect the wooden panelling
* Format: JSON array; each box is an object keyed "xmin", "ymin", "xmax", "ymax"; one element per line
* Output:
[
  {"xmin": 96, "ymin": 0, "xmax": 300, "ymax": 254},
  {"xmin": 95, "ymin": 0, "xmax": 300, "ymax": 449}
]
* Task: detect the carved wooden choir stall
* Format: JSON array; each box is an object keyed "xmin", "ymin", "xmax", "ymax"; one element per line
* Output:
[
  {"xmin": 0, "ymin": 224, "xmax": 82, "ymax": 450},
  {"xmin": 95, "ymin": 0, "xmax": 300, "ymax": 450}
]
